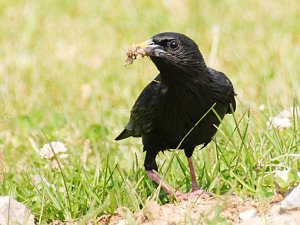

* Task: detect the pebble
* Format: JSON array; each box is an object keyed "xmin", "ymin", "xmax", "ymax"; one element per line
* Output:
[
  {"xmin": 280, "ymin": 183, "xmax": 300, "ymax": 211},
  {"xmin": 239, "ymin": 208, "xmax": 257, "ymax": 221},
  {"xmin": 0, "ymin": 196, "xmax": 34, "ymax": 225},
  {"xmin": 116, "ymin": 219, "xmax": 126, "ymax": 225}
]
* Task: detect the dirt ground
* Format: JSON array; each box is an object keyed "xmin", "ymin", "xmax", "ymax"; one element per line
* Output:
[
  {"xmin": 95, "ymin": 194, "xmax": 279, "ymax": 225},
  {"xmin": 50, "ymin": 193, "xmax": 292, "ymax": 225}
]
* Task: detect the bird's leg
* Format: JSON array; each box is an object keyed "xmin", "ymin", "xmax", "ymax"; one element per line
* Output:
[
  {"xmin": 184, "ymin": 149, "xmax": 200, "ymax": 191},
  {"xmin": 146, "ymin": 170, "xmax": 178, "ymax": 195},
  {"xmin": 144, "ymin": 148, "xmax": 211, "ymax": 200},
  {"xmin": 175, "ymin": 157, "xmax": 212, "ymax": 200},
  {"xmin": 144, "ymin": 149, "xmax": 179, "ymax": 196},
  {"xmin": 176, "ymin": 150, "xmax": 213, "ymax": 200},
  {"xmin": 187, "ymin": 157, "xmax": 199, "ymax": 191}
]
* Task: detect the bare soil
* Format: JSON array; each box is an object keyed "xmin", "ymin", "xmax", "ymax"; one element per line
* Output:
[{"xmin": 50, "ymin": 193, "xmax": 288, "ymax": 225}]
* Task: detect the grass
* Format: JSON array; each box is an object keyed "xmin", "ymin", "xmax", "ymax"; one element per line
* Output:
[{"xmin": 0, "ymin": 0, "xmax": 300, "ymax": 223}]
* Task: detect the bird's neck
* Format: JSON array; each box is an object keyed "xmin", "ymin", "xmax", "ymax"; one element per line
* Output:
[{"xmin": 157, "ymin": 64, "xmax": 210, "ymax": 89}]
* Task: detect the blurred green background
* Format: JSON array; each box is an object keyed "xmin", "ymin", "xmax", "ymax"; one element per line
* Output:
[{"xmin": 0, "ymin": 0, "xmax": 299, "ymax": 223}]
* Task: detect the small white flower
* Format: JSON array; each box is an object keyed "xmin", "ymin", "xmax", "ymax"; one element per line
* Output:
[
  {"xmin": 267, "ymin": 107, "xmax": 297, "ymax": 131},
  {"xmin": 39, "ymin": 141, "xmax": 67, "ymax": 160},
  {"xmin": 267, "ymin": 116, "xmax": 292, "ymax": 130},
  {"xmin": 39, "ymin": 141, "xmax": 68, "ymax": 170},
  {"xmin": 39, "ymin": 147, "xmax": 54, "ymax": 160},
  {"xmin": 259, "ymin": 104, "xmax": 265, "ymax": 111}
]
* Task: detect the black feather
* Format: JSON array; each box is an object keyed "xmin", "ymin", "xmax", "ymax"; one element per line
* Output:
[{"xmin": 116, "ymin": 32, "xmax": 236, "ymax": 171}]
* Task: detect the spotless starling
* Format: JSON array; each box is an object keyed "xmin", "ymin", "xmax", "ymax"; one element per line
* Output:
[{"xmin": 116, "ymin": 32, "xmax": 236, "ymax": 199}]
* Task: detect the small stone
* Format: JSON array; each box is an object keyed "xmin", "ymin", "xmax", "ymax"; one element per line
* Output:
[
  {"xmin": 116, "ymin": 219, "xmax": 126, "ymax": 225},
  {"xmin": 0, "ymin": 196, "xmax": 34, "ymax": 225},
  {"xmin": 280, "ymin": 183, "xmax": 300, "ymax": 211},
  {"xmin": 269, "ymin": 204, "xmax": 281, "ymax": 215},
  {"xmin": 239, "ymin": 208, "xmax": 257, "ymax": 221}
]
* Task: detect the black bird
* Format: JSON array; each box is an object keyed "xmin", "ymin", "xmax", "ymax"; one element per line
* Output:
[{"xmin": 116, "ymin": 32, "xmax": 236, "ymax": 198}]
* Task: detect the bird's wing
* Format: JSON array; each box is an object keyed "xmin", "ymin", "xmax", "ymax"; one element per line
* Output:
[
  {"xmin": 117, "ymin": 74, "xmax": 163, "ymax": 139},
  {"xmin": 207, "ymin": 67, "xmax": 236, "ymax": 113}
]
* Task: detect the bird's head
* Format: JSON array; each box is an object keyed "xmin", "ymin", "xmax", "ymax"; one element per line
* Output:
[{"xmin": 136, "ymin": 32, "xmax": 207, "ymax": 74}]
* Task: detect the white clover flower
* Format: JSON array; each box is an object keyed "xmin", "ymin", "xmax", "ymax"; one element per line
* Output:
[
  {"xmin": 39, "ymin": 141, "xmax": 68, "ymax": 160},
  {"xmin": 267, "ymin": 116, "xmax": 292, "ymax": 131},
  {"xmin": 267, "ymin": 107, "xmax": 297, "ymax": 131},
  {"xmin": 39, "ymin": 141, "xmax": 68, "ymax": 169},
  {"xmin": 39, "ymin": 146, "xmax": 54, "ymax": 160}
]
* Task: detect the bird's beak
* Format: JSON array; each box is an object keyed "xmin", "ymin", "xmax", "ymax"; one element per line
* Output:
[
  {"xmin": 136, "ymin": 39, "xmax": 166, "ymax": 57},
  {"xmin": 136, "ymin": 39, "xmax": 154, "ymax": 49}
]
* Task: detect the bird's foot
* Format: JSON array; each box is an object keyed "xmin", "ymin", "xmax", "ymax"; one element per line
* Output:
[{"xmin": 175, "ymin": 189, "xmax": 213, "ymax": 201}]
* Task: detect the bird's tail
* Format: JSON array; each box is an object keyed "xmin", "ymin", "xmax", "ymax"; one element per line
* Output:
[{"xmin": 115, "ymin": 129, "xmax": 131, "ymax": 140}]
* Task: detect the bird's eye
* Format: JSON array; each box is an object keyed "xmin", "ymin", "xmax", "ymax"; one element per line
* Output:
[{"xmin": 169, "ymin": 40, "xmax": 179, "ymax": 49}]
